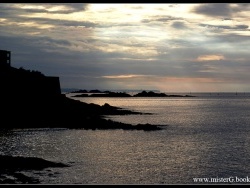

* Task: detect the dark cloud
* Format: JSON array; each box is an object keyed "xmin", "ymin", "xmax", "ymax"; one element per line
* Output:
[
  {"xmin": 0, "ymin": 14, "xmax": 96, "ymax": 30},
  {"xmin": 193, "ymin": 4, "xmax": 250, "ymax": 18},
  {"xmin": 199, "ymin": 23, "xmax": 249, "ymax": 30},
  {"xmin": 141, "ymin": 16, "xmax": 182, "ymax": 23},
  {"xmin": 0, "ymin": 35, "xmax": 72, "ymax": 64},
  {"xmin": 131, "ymin": 6, "xmax": 143, "ymax": 9},
  {"xmin": 0, "ymin": 4, "xmax": 184, "ymax": 32},
  {"xmin": 210, "ymin": 33, "xmax": 250, "ymax": 44},
  {"xmin": 222, "ymin": 18, "xmax": 233, "ymax": 21},
  {"xmin": 192, "ymin": 4, "xmax": 232, "ymax": 17},
  {"xmin": 0, "ymin": 4, "xmax": 94, "ymax": 28},
  {"xmin": 28, "ymin": 17, "xmax": 97, "ymax": 28},
  {"xmin": 0, "ymin": 5, "xmax": 134, "ymax": 30},
  {"xmin": 171, "ymin": 21, "xmax": 187, "ymax": 29},
  {"xmin": 0, "ymin": 32, "xmax": 137, "ymax": 71},
  {"xmin": 35, "ymin": 36, "xmax": 72, "ymax": 47},
  {"xmin": 230, "ymin": 3, "xmax": 250, "ymax": 13},
  {"xmin": 0, "ymin": 34, "xmax": 119, "ymax": 89},
  {"xmin": 0, "ymin": 4, "xmax": 21, "ymax": 18}
]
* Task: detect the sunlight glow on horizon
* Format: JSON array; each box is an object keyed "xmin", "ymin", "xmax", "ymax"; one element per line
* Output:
[{"xmin": 197, "ymin": 55, "xmax": 226, "ymax": 61}]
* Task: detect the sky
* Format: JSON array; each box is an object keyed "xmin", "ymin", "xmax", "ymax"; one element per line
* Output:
[{"xmin": 1, "ymin": 3, "xmax": 250, "ymax": 92}]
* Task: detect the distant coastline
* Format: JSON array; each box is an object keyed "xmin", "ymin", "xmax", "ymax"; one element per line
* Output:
[{"xmin": 71, "ymin": 90, "xmax": 196, "ymax": 98}]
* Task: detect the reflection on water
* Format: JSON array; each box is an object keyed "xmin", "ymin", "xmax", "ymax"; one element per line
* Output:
[{"xmin": 1, "ymin": 96, "xmax": 250, "ymax": 184}]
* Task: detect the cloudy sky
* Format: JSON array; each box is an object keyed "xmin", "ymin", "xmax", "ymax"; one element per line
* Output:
[{"xmin": 1, "ymin": 3, "xmax": 250, "ymax": 92}]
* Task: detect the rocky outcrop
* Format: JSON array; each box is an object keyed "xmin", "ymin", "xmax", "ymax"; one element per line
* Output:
[
  {"xmin": 133, "ymin": 91, "xmax": 195, "ymax": 97},
  {"xmin": 133, "ymin": 91, "xmax": 167, "ymax": 97},
  {"xmin": 0, "ymin": 155, "xmax": 68, "ymax": 171},
  {"xmin": 0, "ymin": 155, "xmax": 69, "ymax": 184},
  {"xmin": 71, "ymin": 90, "xmax": 195, "ymax": 98}
]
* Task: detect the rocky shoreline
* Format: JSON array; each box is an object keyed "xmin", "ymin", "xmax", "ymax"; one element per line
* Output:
[
  {"xmin": 0, "ymin": 63, "xmax": 165, "ymax": 131},
  {"xmin": 0, "ymin": 155, "xmax": 69, "ymax": 184},
  {"xmin": 1, "ymin": 94, "xmax": 163, "ymax": 131}
]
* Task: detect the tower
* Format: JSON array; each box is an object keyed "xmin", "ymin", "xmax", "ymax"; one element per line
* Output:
[{"xmin": 0, "ymin": 50, "xmax": 11, "ymax": 66}]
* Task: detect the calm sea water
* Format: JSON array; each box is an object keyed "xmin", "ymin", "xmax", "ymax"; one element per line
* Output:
[{"xmin": 1, "ymin": 93, "xmax": 250, "ymax": 184}]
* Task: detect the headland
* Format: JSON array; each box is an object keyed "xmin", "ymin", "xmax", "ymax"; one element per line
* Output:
[{"xmin": 0, "ymin": 51, "xmax": 163, "ymax": 131}]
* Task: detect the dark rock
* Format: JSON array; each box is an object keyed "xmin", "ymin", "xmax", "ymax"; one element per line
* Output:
[
  {"xmin": 89, "ymin": 89, "xmax": 102, "ymax": 93},
  {"xmin": 0, "ymin": 155, "xmax": 69, "ymax": 184},
  {"xmin": 13, "ymin": 172, "xmax": 40, "ymax": 184},
  {"xmin": 133, "ymin": 90, "xmax": 195, "ymax": 97},
  {"xmin": 133, "ymin": 91, "xmax": 167, "ymax": 97},
  {"xmin": 0, "ymin": 155, "xmax": 69, "ymax": 171},
  {"xmin": 72, "ymin": 93, "xmax": 89, "ymax": 97}
]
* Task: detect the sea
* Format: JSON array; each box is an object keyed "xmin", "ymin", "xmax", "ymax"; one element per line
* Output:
[{"xmin": 1, "ymin": 92, "xmax": 250, "ymax": 184}]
